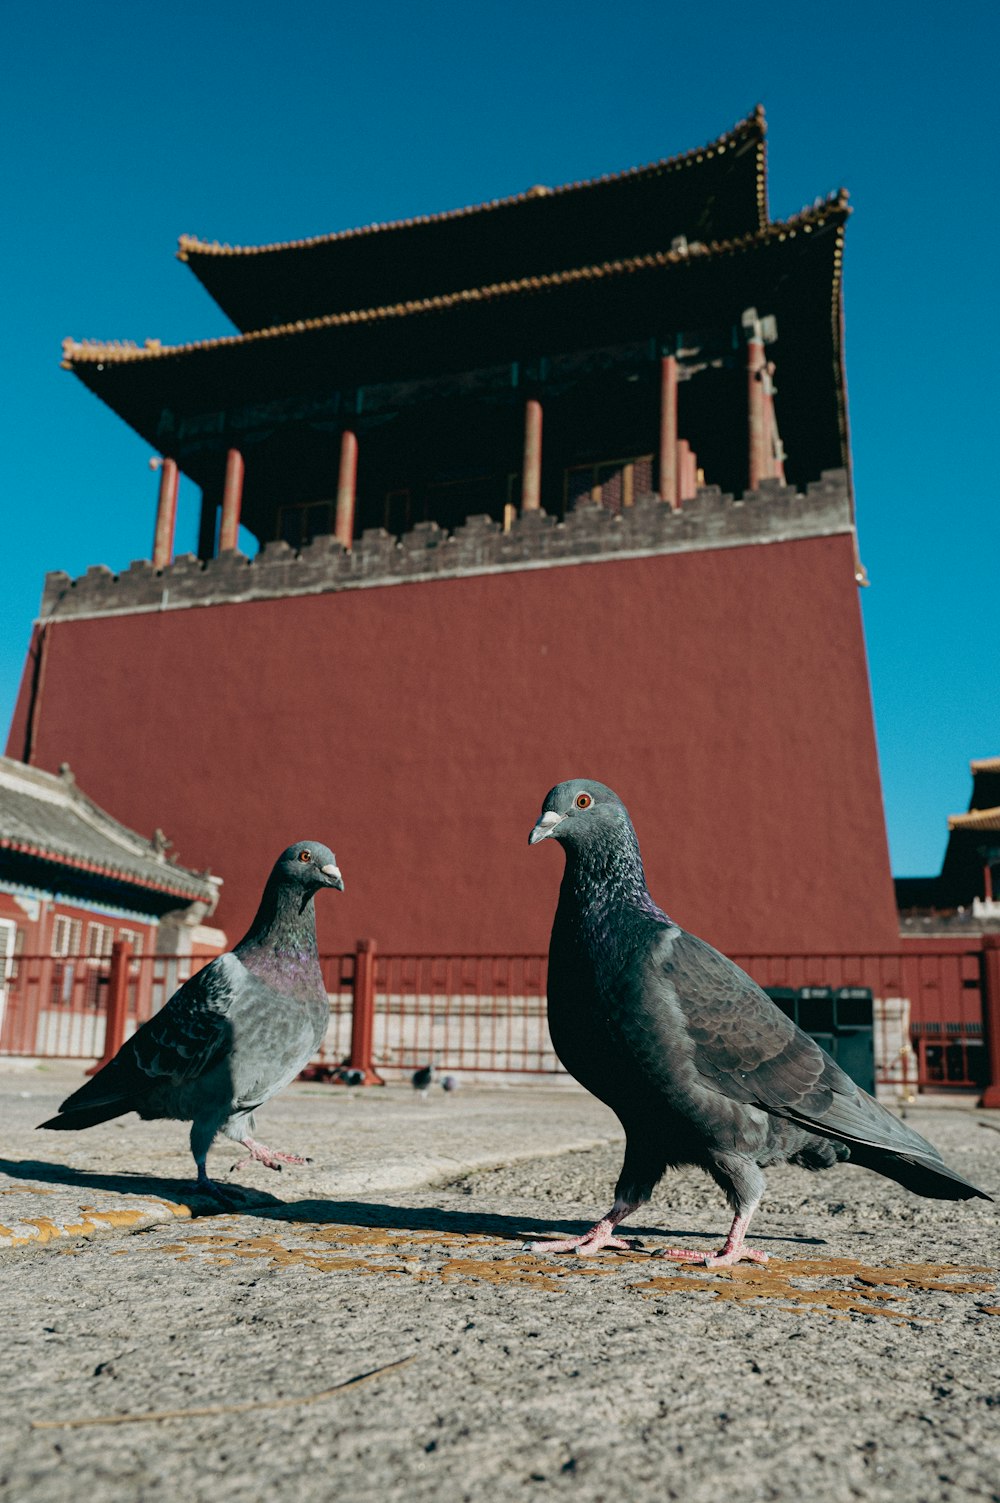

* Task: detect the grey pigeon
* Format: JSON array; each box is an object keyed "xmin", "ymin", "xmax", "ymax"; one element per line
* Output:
[
  {"xmin": 39, "ymin": 841, "xmax": 343, "ymax": 1203},
  {"xmin": 528, "ymin": 781, "xmax": 990, "ymax": 1263},
  {"xmin": 441, "ymin": 1074, "xmax": 459, "ymax": 1094}
]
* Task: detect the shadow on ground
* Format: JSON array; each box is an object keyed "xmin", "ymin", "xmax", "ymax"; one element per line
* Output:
[{"xmin": 0, "ymin": 1156, "xmax": 827, "ymax": 1247}]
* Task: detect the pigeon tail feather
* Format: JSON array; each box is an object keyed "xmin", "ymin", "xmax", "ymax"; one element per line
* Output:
[
  {"xmin": 845, "ymin": 1142, "xmax": 992, "ymax": 1202},
  {"xmin": 38, "ymin": 1099, "xmax": 130, "ymax": 1132}
]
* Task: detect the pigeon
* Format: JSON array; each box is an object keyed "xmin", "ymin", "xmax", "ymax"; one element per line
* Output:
[
  {"xmin": 39, "ymin": 841, "xmax": 344, "ymax": 1203},
  {"xmin": 441, "ymin": 1075, "xmax": 459, "ymax": 1094},
  {"xmin": 527, "ymin": 781, "xmax": 990, "ymax": 1263},
  {"xmin": 336, "ymin": 1067, "xmax": 365, "ymax": 1087},
  {"xmin": 411, "ymin": 1060, "xmax": 437, "ymax": 1099}
]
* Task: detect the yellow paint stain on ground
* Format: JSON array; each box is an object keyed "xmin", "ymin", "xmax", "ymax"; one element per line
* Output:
[
  {"xmin": 0, "ymin": 1198, "xmax": 192, "ymax": 1248},
  {"xmin": 148, "ymin": 1226, "xmax": 995, "ymax": 1324},
  {"xmin": 636, "ymin": 1256, "xmax": 996, "ymax": 1321}
]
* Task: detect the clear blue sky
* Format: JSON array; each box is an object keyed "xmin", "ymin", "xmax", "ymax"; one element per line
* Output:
[{"xmin": 2, "ymin": 0, "xmax": 997, "ymax": 876}]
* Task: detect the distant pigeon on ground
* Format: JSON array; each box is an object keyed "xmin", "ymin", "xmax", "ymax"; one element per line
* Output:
[
  {"xmin": 336, "ymin": 1067, "xmax": 365, "ymax": 1087},
  {"xmin": 411, "ymin": 1061, "xmax": 437, "ymax": 1099},
  {"xmin": 528, "ymin": 781, "xmax": 990, "ymax": 1263},
  {"xmin": 441, "ymin": 1074, "xmax": 459, "ymax": 1094},
  {"xmin": 39, "ymin": 841, "xmax": 344, "ymax": 1203}
]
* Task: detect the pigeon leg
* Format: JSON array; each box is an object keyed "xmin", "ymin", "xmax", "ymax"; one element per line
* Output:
[
  {"xmin": 525, "ymin": 1197, "xmax": 643, "ymax": 1255},
  {"xmin": 230, "ymin": 1135, "xmax": 312, "ymax": 1172},
  {"xmin": 656, "ymin": 1161, "xmax": 769, "ymax": 1265},
  {"xmin": 704, "ymin": 1209, "xmax": 768, "ymax": 1266},
  {"xmin": 195, "ymin": 1161, "xmax": 245, "ymax": 1210}
]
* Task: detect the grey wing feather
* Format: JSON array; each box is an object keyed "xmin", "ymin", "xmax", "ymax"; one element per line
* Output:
[
  {"xmin": 131, "ymin": 967, "xmax": 236, "ymax": 1085},
  {"xmin": 655, "ymin": 929, "xmax": 951, "ymax": 1166},
  {"xmin": 60, "ymin": 955, "xmax": 240, "ymax": 1112}
]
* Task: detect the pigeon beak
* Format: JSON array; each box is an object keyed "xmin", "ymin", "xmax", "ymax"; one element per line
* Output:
[
  {"xmin": 320, "ymin": 862, "xmax": 344, "ymax": 891},
  {"xmin": 529, "ymin": 811, "xmax": 567, "ymax": 846}
]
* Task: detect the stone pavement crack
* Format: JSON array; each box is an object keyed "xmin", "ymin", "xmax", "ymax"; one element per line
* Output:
[{"xmin": 30, "ymin": 1353, "xmax": 417, "ymax": 1429}]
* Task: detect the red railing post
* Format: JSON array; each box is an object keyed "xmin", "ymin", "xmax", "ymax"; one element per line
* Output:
[
  {"xmin": 979, "ymin": 935, "xmax": 1000, "ymax": 1109},
  {"xmin": 86, "ymin": 939, "xmax": 132, "ymax": 1075},
  {"xmin": 348, "ymin": 938, "xmax": 384, "ymax": 1085}
]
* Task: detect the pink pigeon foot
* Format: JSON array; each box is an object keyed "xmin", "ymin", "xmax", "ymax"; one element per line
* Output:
[
  {"xmin": 525, "ymin": 1215, "xmax": 642, "ymax": 1256},
  {"xmin": 653, "ymin": 1210, "xmax": 768, "ymax": 1267},
  {"xmin": 230, "ymin": 1137, "xmax": 313, "ymax": 1173}
]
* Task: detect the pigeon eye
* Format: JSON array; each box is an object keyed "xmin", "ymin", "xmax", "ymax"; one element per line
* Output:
[
  {"xmin": 298, "ymin": 850, "xmax": 312, "ymax": 862},
  {"xmin": 575, "ymin": 793, "xmax": 593, "ymax": 810}
]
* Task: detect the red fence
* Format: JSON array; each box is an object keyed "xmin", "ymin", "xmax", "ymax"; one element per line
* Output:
[{"xmin": 2, "ymin": 937, "xmax": 998, "ymax": 1100}]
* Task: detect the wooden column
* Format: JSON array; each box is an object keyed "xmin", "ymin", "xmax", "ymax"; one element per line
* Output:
[
  {"xmin": 86, "ymin": 939, "xmax": 133, "ymax": 1075},
  {"xmin": 521, "ymin": 398, "xmax": 543, "ymax": 512},
  {"xmin": 761, "ymin": 362, "xmax": 786, "ymax": 485},
  {"xmin": 658, "ymin": 354, "xmax": 679, "ymax": 507},
  {"xmin": 151, "ymin": 458, "xmax": 178, "ymax": 569},
  {"xmin": 677, "ymin": 440, "xmax": 698, "ymax": 503},
  {"xmin": 335, "ymin": 429, "xmax": 358, "ymax": 548},
  {"xmin": 747, "ymin": 331, "xmax": 768, "ymax": 491},
  {"xmin": 218, "ymin": 447, "xmax": 245, "ymax": 552}
]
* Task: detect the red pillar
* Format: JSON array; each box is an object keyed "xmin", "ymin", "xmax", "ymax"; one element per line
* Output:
[
  {"xmin": 980, "ymin": 935, "xmax": 1000, "ymax": 1109},
  {"xmin": 677, "ymin": 440, "xmax": 698, "ymax": 503},
  {"xmin": 521, "ymin": 398, "xmax": 543, "ymax": 512},
  {"xmin": 747, "ymin": 334, "xmax": 768, "ymax": 491},
  {"xmin": 218, "ymin": 448, "xmax": 245, "ymax": 553},
  {"xmin": 151, "ymin": 458, "xmax": 179, "ymax": 569},
  {"xmin": 87, "ymin": 939, "xmax": 133, "ymax": 1075},
  {"xmin": 335, "ymin": 429, "xmax": 358, "ymax": 548},
  {"xmin": 761, "ymin": 362, "xmax": 786, "ymax": 485},
  {"xmin": 659, "ymin": 354, "xmax": 679, "ymax": 508},
  {"xmin": 348, "ymin": 938, "xmax": 384, "ymax": 1084}
]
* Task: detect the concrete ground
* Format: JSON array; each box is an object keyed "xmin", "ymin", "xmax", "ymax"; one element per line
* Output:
[{"xmin": 1, "ymin": 1061, "xmax": 998, "ymax": 1503}]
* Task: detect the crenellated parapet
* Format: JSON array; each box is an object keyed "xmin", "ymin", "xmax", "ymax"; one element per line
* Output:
[{"xmin": 39, "ymin": 471, "xmax": 852, "ymax": 622}]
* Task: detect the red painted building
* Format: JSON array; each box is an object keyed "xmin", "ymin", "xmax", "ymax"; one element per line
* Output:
[{"xmin": 8, "ymin": 109, "xmax": 900, "ymax": 958}]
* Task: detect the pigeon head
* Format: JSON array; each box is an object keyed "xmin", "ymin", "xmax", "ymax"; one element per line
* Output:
[
  {"xmin": 529, "ymin": 780, "xmax": 633, "ymax": 852},
  {"xmin": 273, "ymin": 841, "xmax": 344, "ymax": 893}
]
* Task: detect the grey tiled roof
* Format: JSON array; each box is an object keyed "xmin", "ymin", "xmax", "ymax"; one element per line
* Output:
[{"xmin": 0, "ymin": 757, "xmax": 219, "ymax": 907}]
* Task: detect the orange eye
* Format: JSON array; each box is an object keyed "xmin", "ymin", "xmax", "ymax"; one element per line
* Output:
[
  {"xmin": 575, "ymin": 793, "xmax": 593, "ymax": 810},
  {"xmin": 298, "ymin": 850, "xmax": 312, "ymax": 862}
]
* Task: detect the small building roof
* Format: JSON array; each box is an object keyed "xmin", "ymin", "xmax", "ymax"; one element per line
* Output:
[
  {"xmin": 0, "ymin": 757, "xmax": 219, "ymax": 906},
  {"xmin": 176, "ymin": 109, "xmax": 768, "ymax": 331}
]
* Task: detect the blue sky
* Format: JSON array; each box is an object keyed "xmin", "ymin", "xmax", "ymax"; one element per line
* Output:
[{"xmin": 2, "ymin": 0, "xmax": 997, "ymax": 875}]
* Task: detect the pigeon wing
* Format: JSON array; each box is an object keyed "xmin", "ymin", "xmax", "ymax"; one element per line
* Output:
[
  {"xmin": 649, "ymin": 928, "xmax": 959, "ymax": 1168},
  {"xmin": 130, "ymin": 961, "xmax": 237, "ymax": 1086},
  {"xmin": 58, "ymin": 954, "xmax": 241, "ymax": 1114}
]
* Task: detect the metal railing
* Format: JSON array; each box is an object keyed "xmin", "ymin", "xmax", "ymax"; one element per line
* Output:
[{"xmin": 2, "ymin": 937, "xmax": 997, "ymax": 1099}]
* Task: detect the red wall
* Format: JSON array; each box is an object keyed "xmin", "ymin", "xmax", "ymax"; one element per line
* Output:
[{"xmin": 7, "ymin": 535, "xmax": 900, "ymax": 956}]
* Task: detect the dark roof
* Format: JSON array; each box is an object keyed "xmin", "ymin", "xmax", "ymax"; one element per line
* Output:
[
  {"xmin": 177, "ymin": 109, "xmax": 768, "ymax": 330},
  {"xmin": 63, "ymin": 196, "xmax": 850, "ymax": 493},
  {"xmin": 0, "ymin": 757, "xmax": 220, "ymax": 906}
]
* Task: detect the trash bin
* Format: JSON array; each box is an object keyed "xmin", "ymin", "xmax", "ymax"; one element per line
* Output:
[
  {"xmin": 796, "ymin": 986, "xmax": 835, "ymax": 1056},
  {"xmin": 832, "ymin": 986, "xmax": 876, "ymax": 1094}
]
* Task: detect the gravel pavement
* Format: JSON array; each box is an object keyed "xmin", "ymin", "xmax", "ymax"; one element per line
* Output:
[{"xmin": 1, "ymin": 1061, "xmax": 998, "ymax": 1503}]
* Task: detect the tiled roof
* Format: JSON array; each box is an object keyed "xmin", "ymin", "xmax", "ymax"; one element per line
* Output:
[
  {"xmin": 62, "ymin": 193, "xmax": 848, "ymax": 369},
  {"xmin": 0, "ymin": 757, "xmax": 220, "ymax": 905},
  {"xmin": 176, "ymin": 107, "xmax": 767, "ymax": 262},
  {"xmin": 947, "ymin": 807, "xmax": 1000, "ymax": 832}
]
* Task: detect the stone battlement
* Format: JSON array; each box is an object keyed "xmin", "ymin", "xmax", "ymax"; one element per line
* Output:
[{"xmin": 39, "ymin": 471, "xmax": 852, "ymax": 622}]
